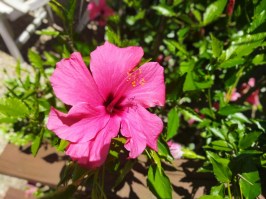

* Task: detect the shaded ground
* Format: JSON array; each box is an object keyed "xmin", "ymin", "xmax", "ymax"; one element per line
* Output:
[{"xmin": 0, "ymin": 131, "xmax": 27, "ymax": 199}]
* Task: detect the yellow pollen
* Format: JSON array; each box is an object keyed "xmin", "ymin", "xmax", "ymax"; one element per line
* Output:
[
  {"xmin": 127, "ymin": 68, "xmax": 144, "ymax": 87},
  {"xmin": 139, "ymin": 78, "xmax": 145, "ymax": 86},
  {"xmin": 131, "ymin": 81, "xmax": 136, "ymax": 87}
]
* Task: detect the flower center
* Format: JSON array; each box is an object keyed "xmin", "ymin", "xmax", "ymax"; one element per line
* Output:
[{"xmin": 104, "ymin": 94, "xmax": 124, "ymax": 114}]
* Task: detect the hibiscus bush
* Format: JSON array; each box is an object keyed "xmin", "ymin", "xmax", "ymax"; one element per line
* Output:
[{"xmin": 1, "ymin": 0, "xmax": 266, "ymax": 198}]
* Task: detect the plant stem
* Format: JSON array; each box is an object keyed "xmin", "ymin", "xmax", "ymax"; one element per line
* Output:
[
  {"xmin": 101, "ymin": 165, "xmax": 106, "ymax": 199},
  {"xmin": 207, "ymin": 88, "xmax": 216, "ymax": 119},
  {"xmin": 225, "ymin": 66, "xmax": 244, "ymax": 103},
  {"xmin": 145, "ymin": 149, "xmax": 152, "ymax": 159},
  {"xmin": 227, "ymin": 182, "xmax": 232, "ymax": 199},
  {"xmin": 92, "ymin": 170, "xmax": 99, "ymax": 199}
]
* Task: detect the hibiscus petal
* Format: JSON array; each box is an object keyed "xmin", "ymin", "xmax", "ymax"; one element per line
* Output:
[
  {"xmin": 88, "ymin": 1, "xmax": 101, "ymax": 20},
  {"xmin": 230, "ymin": 88, "xmax": 241, "ymax": 101},
  {"xmin": 47, "ymin": 103, "xmax": 110, "ymax": 143},
  {"xmin": 51, "ymin": 52, "xmax": 103, "ymax": 106},
  {"xmin": 90, "ymin": 41, "xmax": 144, "ymax": 100},
  {"xmin": 103, "ymin": 6, "xmax": 114, "ymax": 18},
  {"xmin": 99, "ymin": 0, "xmax": 106, "ymax": 6},
  {"xmin": 247, "ymin": 90, "xmax": 260, "ymax": 106},
  {"xmin": 66, "ymin": 116, "xmax": 121, "ymax": 168},
  {"xmin": 168, "ymin": 141, "xmax": 183, "ymax": 159},
  {"xmin": 121, "ymin": 105, "xmax": 163, "ymax": 158},
  {"xmin": 248, "ymin": 78, "xmax": 255, "ymax": 87},
  {"xmin": 118, "ymin": 62, "xmax": 165, "ymax": 108}
]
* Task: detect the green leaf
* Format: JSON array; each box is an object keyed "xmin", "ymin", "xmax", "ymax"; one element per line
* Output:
[
  {"xmin": 57, "ymin": 139, "xmax": 69, "ymax": 152},
  {"xmin": 114, "ymin": 160, "xmax": 136, "ymax": 188},
  {"xmin": 177, "ymin": 27, "xmax": 189, "ymax": 41},
  {"xmin": 239, "ymin": 170, "xmax": 261, "ymax": 199},
  {"xmin": 207, "ymin": 151, "xmax": 232, "ymax": 183},
  {"xmin": 179, "ymin": 60, "xmax": 195, "ymax": 75},
  {"xmin": 147, "ymin": 165, "xmax": 172, "ymax": 199},
  {"xmin": 163, "ymin": 39, "xmax": 189, "ymax": 56},
  {"xmin": 199, "ymin": 195, "xmax": 223, "ymax": 199},
  {"xmin": 0, "ymin": 117, "xmax": 16, "ymax": 123},
  {"xmin": 203, "ymin": 0, "xmax": 227, "ymax": 25},
  {"xmin": 206, "ymin": 140, "xmax": 232, "ymax": 151},
  {"xmin": 57, "ymin": 163, "xmax": 75, "ymax": 186},
  {"xmin": 248, "ymin": 10, "xmax": 266, "ymax": 33},
  {"xmin": 67, "ymin": 0, "xmax": 77, "ymax": 23},
  {"xmin": 36, "ymin": 28, "xmax": 60, "ymax": 37},
  {"xmin": 200, "ymin": 108, "xmax": 214, "ymax": 118},
  {"xmin": 208, "ymin": 127, "xmax": 226, "ymax": 140},
  {"xmin": 166, "ymin": 108, "xmax": 179, "ymax": 140},
  {"xmin": 38, "ymin": 99, "xmax": 51, "ymax": 112},
  {"xmin": 252, "ymin": 54, "xmax": 266, "ymax": 65},
  {"xmin": 248, "ymin": 0, "xmax": 266, "ymax": 33},
  {"xmin": 211, "ymin": 34, "xmax": 223, "ymax": 58},
  {"xmin": 0, "ymin": 98, "xmax": 29, "ymax": 118},
  {"xmin": 254, "ymin": 0, "xmax": 266, "ymax": 15},
  {"xmin": 239, "ymin": 131, "xmax": 262, "ymax": 150},
  {"xmin": 225, "ymin": 33, "xmax": 266, "ymax": 60},
  {"xmin": 126, "ymin": 10, "xmax": 145, "ymax": 25},
  {"xmin": 62, "ymin": 45, "xmax": 70, "ymax": 58},
  {"xmin": 28, "ymin": 49, "xmax": 43, "ymax": 69},
  {"xmin": 230, "ymin": 113, "xmax": 251, "ymax": 124},
  {"xmin": 191, "ymin": 9, "xmax": 202, "ymax": 23},
  {"xmin": 210, "ymin": 184, "xmax": 225, "ymax": 196},
  {"xmin": 157, "ymin": 138, "xmax": 173, "ymax": 162},
  {"xmin": 31, "ymin": 128, "xmax": 44, "ymax": 157},
  {"xmin": 219, "ymin": 57, "xmax": 245, "ymax": 68},
  {"xmin": 181, "ymin": 107, "xmax": 203, "ymax": 122},
  {"xmin": 49, "ymin": 0, "xmax": 66, "ymax": 22},
  {"xmin": 105, "ymin": 27, "xmax": 121, "ymax": 46},
  {"xmin": 218, "ymin": 105, "xmax": 250, "ymax": 116},
  {"xmin": 252, "ymin": 120, "xmax": 265, "ymax": 132},
  {"xmin": 183, "ymin": 72, "xmax": 213, "ymax": 91},
  {"xmin": 152, "ymin": 5, "xmax": 176, "ymax": 17},
  {"xmin": 151, "ymin": 151, "xmax": 161, "ymax": 173},
  {"xmin": 72, "ymin": 163, "xmax": 87, "ymax": 181}
]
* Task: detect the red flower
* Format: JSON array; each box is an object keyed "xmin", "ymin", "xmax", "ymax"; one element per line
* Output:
[
  {"xmin": 227, "ymin": 0, "xmax": 235, "ymax": 16},
  {"xmin": 88, "ymin": 0, "xmax": 114, "ymax": 26}
]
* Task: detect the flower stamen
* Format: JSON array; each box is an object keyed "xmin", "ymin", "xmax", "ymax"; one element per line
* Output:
[{"xmin": 127, "ymin": 68, "xmax": 145, "ymax": 88}]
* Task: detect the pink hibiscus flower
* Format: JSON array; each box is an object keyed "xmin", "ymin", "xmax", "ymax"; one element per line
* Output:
[
  {"xmin": 168, "ymin": 141, "xmax": 183, "ymax": 159},
  {"xmin": 47, "ymin": 42, "xmax": 165, "ymax": 168},
  {"xmin": 230, "ymin": 88, "xmax": 241, "ymax": 101},
  {"xmin": 229, "ymin": 78, "xmax": 260, "ymax": 107},
  {"xmin": 241, "ymin": 78, "xmax": 260, "ymax": 106},
  {"xmin": 25, "ymin": 185, "xmax": 37, "ymax": 198},
  {"xmin": 227, "ymin": 0, "xmax": 235, "ymax": 16},
  {"xmin": 246, "ymin": 90, "xmax": 260, "ymax": 106},
  {"xmin": 87, "ymin": 0, "xmax": 114, "ymax": 26}
]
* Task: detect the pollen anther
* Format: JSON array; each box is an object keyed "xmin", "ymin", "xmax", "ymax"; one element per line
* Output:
[
  {"xmin": 131, "ymin": 81, "xmax": 136, "ymax": 87},
  {"xmin": 139, "ymin": 78, "xmax": 145, "ymax": 86}
]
